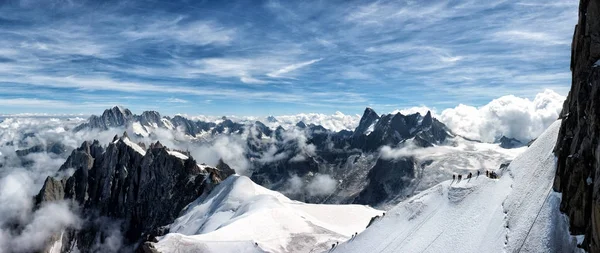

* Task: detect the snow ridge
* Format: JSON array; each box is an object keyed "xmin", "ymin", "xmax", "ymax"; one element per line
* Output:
[{"xmin": 334, "ymin": 120, "xmax": 578, "ymax": 253}]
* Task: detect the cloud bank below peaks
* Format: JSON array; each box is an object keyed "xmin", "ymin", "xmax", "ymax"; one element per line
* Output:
[{"xmin": 440, "ymin": 89, "xmax": 565, "ymax": 143}]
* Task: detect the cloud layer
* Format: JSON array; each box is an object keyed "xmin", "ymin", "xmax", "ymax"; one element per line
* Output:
[
  {"xmin": 0, "ymin": 0, "xmax": 575, "ymax": 115},
  {"xmin": 440, "ymin": 89, "xmax": 565, "ymax": 142}
]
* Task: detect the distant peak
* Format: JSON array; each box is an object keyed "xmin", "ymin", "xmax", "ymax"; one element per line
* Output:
[
  {"xmin": 364, "ymin": 107, "xmax": 377, "ymax": 115},
  {"xmin": 111, "ymin": 105, "xmax": 130, "ymax": 115},
  {"xmin": 266, "ymin": 115, "xmax": 278, "ymax": 123},
  {"xmin": 296, "ymin": 121, "xmax": 307, "ymax": 128}
]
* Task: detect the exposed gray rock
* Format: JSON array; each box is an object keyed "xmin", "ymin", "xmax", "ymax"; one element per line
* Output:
[
  {"xmin": 498, "ymin": 136, "xmax": 523, "ymax": 149},
  {"xmin": 15, "ymin": 142, "xmax": 67, "ymax": 157},
  {"xmin": 74, "ymin": 106, "xmax": 134, "ymax": 131},
  {"xmin": 553, "ymin": 0, "xmax": 600, "ymax": 251},
  {"xmin": 35, "ymin": 134, "xmax": 234, "ymax": 252},
  {"xmin": 353, "ymin": 107, "xmax": 379, "ymax": 136},
  {"xmin": 352, "ymin": 109, "xmax": 452, "ymax": 151},
  {"xmin": 353, "ymin": 157, "xmax": 416, "ymax": 206},
  {"xmin": 136, "ymin": 111, "xmax": 165, "ymax": 128}
]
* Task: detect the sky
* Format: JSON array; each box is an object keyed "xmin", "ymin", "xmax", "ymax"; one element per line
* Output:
[{"xmin": 0, "ymin": 0, "xmax": 578, "ymax": 116}]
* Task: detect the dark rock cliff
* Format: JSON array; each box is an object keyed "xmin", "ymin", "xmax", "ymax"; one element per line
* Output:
[
  {"xmin": 35, "ymin": 133, "xmax": 235, "ymax": 252},
  {"xmin": 553, "ymin": 0, "xmax": 600, "ymax": 251}
]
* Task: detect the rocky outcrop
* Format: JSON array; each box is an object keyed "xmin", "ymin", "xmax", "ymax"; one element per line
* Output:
[
  {"xmin": 352, "ymin": 109, "xmax": 452, "ymax": 151},
  {"xmin": 553, "ymin": 0, "xmax": 600, "ymax": 252},
  {"xmin": 353, "ymin": 157, "xmax": 416, "ymax": 206},
  {"xmin": 498, "ymin": 136, "xmax": 523, "ymax": 149},
  {"xmin": 136, "ymin": 111, "xmax": 166, "ymax": 128},
  {"xmin": 168, "ymin": 115, "xmax": 215, "ymax": 137},
  {"xmin": 15, "ymin": 142, "xmax": 67, "ymax": 157},
  {"xmin": 353, "ymin": 107, "xmax": 380, "ymax": 136},
  {"xmin": 35, "ymin": 133, "xmax": 234, "ymax": 252}
]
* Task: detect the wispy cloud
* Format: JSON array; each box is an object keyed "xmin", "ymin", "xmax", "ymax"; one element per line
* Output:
[
  {"xmin": 267, "ymin": 58, "xmax": 323, "ymax": 78},
  {"xmin": 0, "ymin": 0, "xmax": 577, "ymax": 115},
  {"xmin": 164, "ymin": 98, "xmax": 189, "ymax": 104}
]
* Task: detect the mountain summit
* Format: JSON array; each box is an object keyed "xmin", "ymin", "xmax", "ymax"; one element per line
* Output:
[{"xmin": 35, "ymin": 133, "xmax": 235, "ymax": 252}]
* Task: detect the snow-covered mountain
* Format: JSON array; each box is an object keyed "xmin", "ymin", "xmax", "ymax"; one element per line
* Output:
[
  {"xmin": 66, "ymin": 106, "xmax": 525, "ymax": 209},
  {"xmin": 333, "ymin": 120, "xmax": 580, "ymax": 253},
  {"xmin": 144, "ymin": 175, "xmax": 382, "ymax": 253}
]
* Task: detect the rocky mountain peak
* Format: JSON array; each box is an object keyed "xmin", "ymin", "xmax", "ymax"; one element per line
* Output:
[
  {"xmin": 498, "ymin": 136, "xmax": 523, "ymax": 149},
  {"xmin": 351, "ymin": 109, "xmax": 451, "ymax": 151},
  {"xmin": 138, "ymin": 110, "xmax": 164, "ymax": 128},
  {"xmin": 35, "ymin": 134, "xmax": 233, "ymax": 252},
  {"xmin": 422, "ymin": 110, "xmax": 433, "ymax": 127},
  {"xmin": 266, "ymin": 115, "xmax": 278, "ymax": 122},
  {"xmin": 354, "ymin": 107, "xmax": 380, "ymax": 135},
  {"xmin": 296, "ymin": 121, "xmax": 307, "ymax": 129},
  {"xmin": 74, "ymin": 106, "xmax": 135, "ymax": 131}
]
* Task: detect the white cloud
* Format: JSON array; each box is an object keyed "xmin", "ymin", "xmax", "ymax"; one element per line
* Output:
[
  {"xmin": 165, "ymin": 98, "xmax": 189, "ymax": 104},
  {"xmin": 240, "ymin": 75, "xmax": 270, "ymax": 84},
  {"xmin": 267, "ymin": 58, "xmax": 323, "ymax": 78},
  {"xmin": 440, "ymin": 89, "xmax": 565, "ymax": 142},
  {"xmin": 122, "ymin": 19, "xmax": 235, "ymax": 46},
  {"xmin": 11, "ymin": 202, "xmax": 81, "ymax": 253},
  {"xmin": 493, "ymin": 30, "xmax": 569, "ymax": 45},
  {"xmin": 285, "ymin": 175, "xmax": 305, "ymax": 195},
  {"xmin": 188, "ymin": 136, "xmax": 251, "ymax": 175},
  {"xmin": 306, "ymin": 174, "xmax": 337, "ymax": 197},
  {"xmin": 271, "ymin": 111, "xmax": 361, "ymax": 132}
]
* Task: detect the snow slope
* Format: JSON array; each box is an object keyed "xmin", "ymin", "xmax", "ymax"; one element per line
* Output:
[
  {"xmin": 334, "ymin": 120, "xmax": 579, "ymax": 253},
  {"xmin": 153, "ymin": 175, "xmax": 383, "ymax": 253}
]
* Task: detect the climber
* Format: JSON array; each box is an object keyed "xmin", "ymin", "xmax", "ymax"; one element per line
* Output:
[
  {"xmin": 458, "ymin": 174, "xmax": 462, "ymax": 180},
  {"xmin": 477, "ymin": 170, "xmax": 480, "ymax": 177},
  {"xmin": 453, "ymin": 174, "xmax": 456, "ymax": 180},
  {"xmin": 486, "ymin": 170, "xmax": 489, "ymax": 177},
  {"xmin": 468, "ymin": 172, "xmax": 472, "ymax": 179}
]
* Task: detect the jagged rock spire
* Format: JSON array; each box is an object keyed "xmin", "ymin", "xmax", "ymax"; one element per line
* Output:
[{"xmin": 354, "ymin": 107, "xmax": 380, "ymax": 135}]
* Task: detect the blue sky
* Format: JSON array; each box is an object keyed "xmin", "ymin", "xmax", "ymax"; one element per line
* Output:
[{"xmin": 0, "ymin": 0, "xmax": 577, "ymax": 116}]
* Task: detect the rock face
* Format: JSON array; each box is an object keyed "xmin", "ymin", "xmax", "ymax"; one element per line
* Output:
[
  {"xmin": 553, "ymin": 0, "xmax": 600, "ymax": 252},
  {"xmin": 250, "ymin": 108, "xmax": 452, "ymax": 206},
  {"xmin": 136, "ymin": 111, "xmax": 166, "ymax": 128},
  {"xmin": 74, "ymin": 106, "xmax": 134, "ymax": 131},
  {"xmin": 168, "ymin": 115, "xmax": 216, "ymax": 137},
  {"xmin": 36, "ymin": 133, "xmax": 235, "ymax": 252},
  {"xmin": 74, "ymin": 106, "xmax": 250, "ymax": 138},
  {"xmin": 354, "ymin": 157, "xmax": 416, "ymax": 206},
  {"xmin": 353, "ymin": 107, "xmax": 380, "ymax": 136},
  {"xmin": 15, "ymin": 142, "xmax": 67, "ymax": 156},
  {"xmin": 352, "ymin": 110, "xmax": 451, "ymax": 151},
  {"xmin": 498, "ymin": 136, "xmax": 523, "ymax": 149}
]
